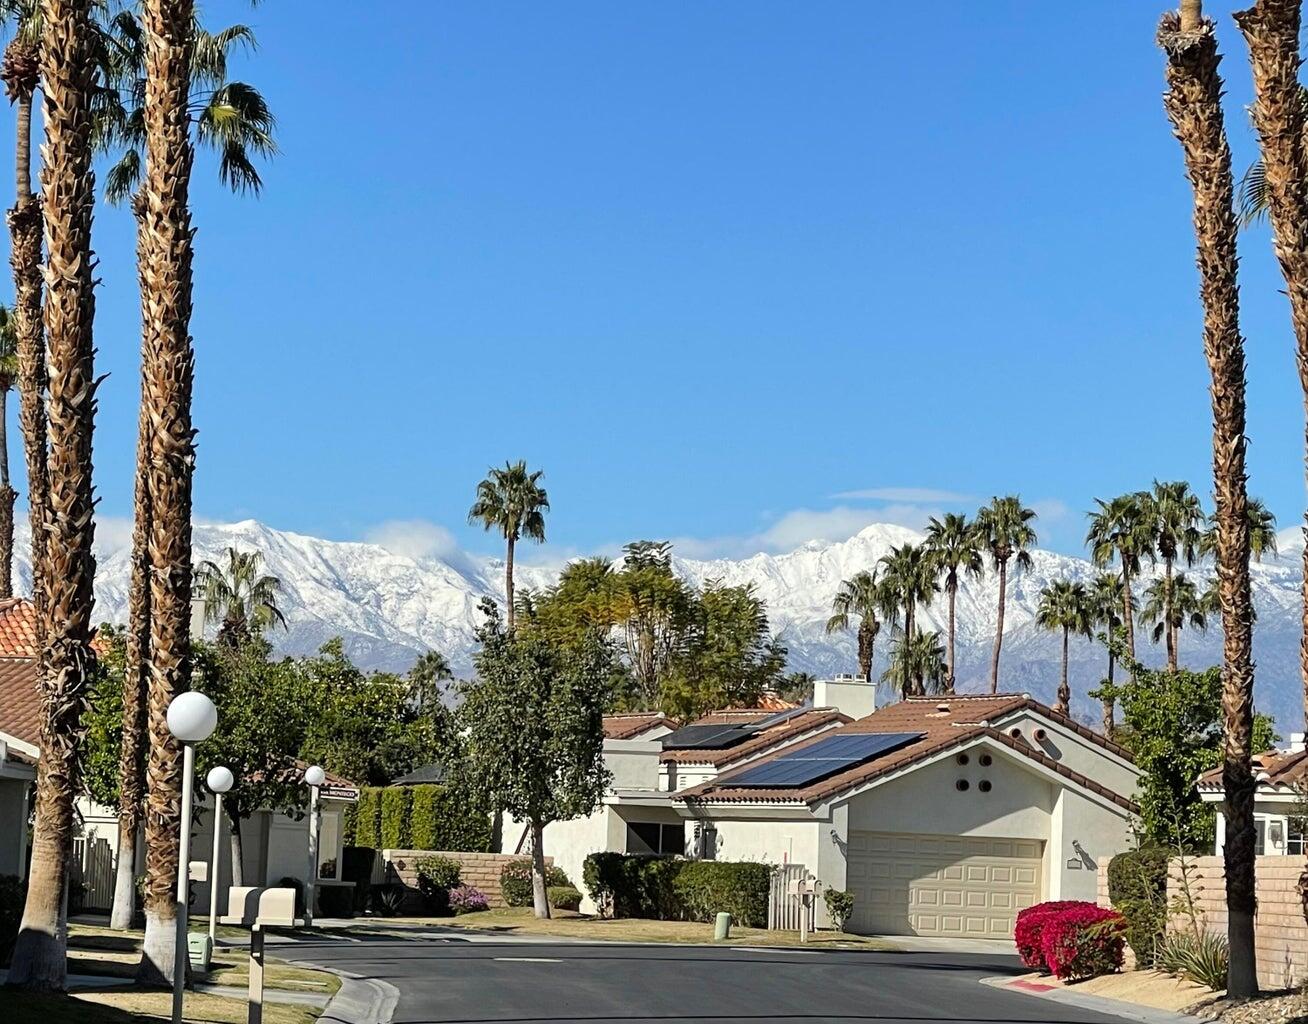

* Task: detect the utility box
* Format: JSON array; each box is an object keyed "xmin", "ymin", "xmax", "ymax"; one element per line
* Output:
[{"xmin": 188, "ymin": 932, "xmax": 212, "ymax": 971}]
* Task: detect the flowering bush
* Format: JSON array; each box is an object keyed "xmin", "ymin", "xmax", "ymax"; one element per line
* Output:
[
  {"xmin": 449, "ymin": 885, "xmax": 489, "ymax": 915},
  {"xmin": 1014, "ymin": 901, "xmax": 1086, "ymax": 970},
  {"xmin": 1039, "ymin": 905, "xmax": 1127, "ymax": 981}
]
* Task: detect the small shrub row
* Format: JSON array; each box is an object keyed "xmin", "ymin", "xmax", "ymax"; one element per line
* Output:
[
  {"xmin": 415, "ymin": 855, "xmax": 462, "ymax": 914},
  {"xmin": 548, "ymin": 886, "xmax": 583, "ymax": 912},
  {"xmin": 501, "ymin": 859, "xmax": 572, "ymax": 907},
  {"xmin": 1015, "ymin": 901, "xmax": 1126, "ymax": 981},
  {"xmin": 343, "ymin": 785, "xmax": 491, "ymax": 852},
  {"xmin": 581, "ymin": 853, "xmax": 772, "ymax": 928}
]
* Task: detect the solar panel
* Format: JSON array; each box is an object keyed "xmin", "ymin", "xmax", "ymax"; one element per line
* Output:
[
  {"xmin": 662, "ymin": 724, "xmax": 757, "ymax": 750},
  {"xmin": 724, "ymin": 731, "xmax": 924, "ymax": 788}
]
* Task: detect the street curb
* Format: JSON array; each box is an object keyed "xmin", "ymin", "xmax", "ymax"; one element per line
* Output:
[
  {"xmin": 980, "ymin": 975, "xmax": 1208, "ymax": 1024},
  {"xmin": 289, "ymin": 961, "xmax": 399, "ymax": 1024}
]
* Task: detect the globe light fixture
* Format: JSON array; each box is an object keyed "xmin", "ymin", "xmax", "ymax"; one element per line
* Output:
[
  {"xmin": 304, "ymin": 764, "xmax": 326, "ymax": 788},
  {"xmin": 166, "ymin": 691, "xmax": 217, "ymax": 744},
  {"xmin": 206, "ymin": 765, "xmax": 236, "ymax": 947},
  {"xmin": 206, "ymin": 766, "xmax": 234, "ymax": 795}
]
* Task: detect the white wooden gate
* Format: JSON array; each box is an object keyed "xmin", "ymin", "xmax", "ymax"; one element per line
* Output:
[
  {"xmin": 72, "ymin": 836, "xmax": 115, "ymax": 913},
  {"xmin": 768, "ymin": 863, "xmax": 815, "ymax": 931}
]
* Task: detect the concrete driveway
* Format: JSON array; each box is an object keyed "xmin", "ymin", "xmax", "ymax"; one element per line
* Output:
[{"xmin": 286, "ymin": 933, "xmax": 1142, "ymax": 1024}]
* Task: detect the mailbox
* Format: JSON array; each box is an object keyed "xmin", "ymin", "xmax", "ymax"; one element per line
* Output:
[
  {"xmin": 218, "ymin": 886, "xmax": 298, "ymax": 928},
  {"xmin": 189, "ymin": 860, "xmax": 209, "ymax": 883}
]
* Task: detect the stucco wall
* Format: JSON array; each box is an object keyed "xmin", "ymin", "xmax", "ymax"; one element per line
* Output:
[
  {"xmin": 999, "ymin": 709, "xmax": 1139, "ymax": 799},
  {"xmin": 504, "ymin": 808, "xmax": 614, "ymax": 914},
  {"xmin": 605, "ymin": 740, "xmax": 662, "ymax": 791}
]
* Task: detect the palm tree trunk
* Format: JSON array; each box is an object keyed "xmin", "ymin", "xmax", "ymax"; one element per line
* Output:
[
  {"xmin": 856, "ymin": 618, "xmax": 873, "ymax": 684},
  {"xmin": 1234, "ymin": 0, "xmax": 1308, "ymax": 763},
  {"xmin": 6, "ymin": 0, "xmax": 100, "ymax": 991},
  {"xmin": 227, "ymin": 808, "xmax": 244, "ymax": 888},
  {"xmin": 0, "ymin": 383, "xmax": 15, "ymax": 599},
  {"xmin": 1056, "ymin": 627, "xmax": 1071, "ymax": 715},
  {"xmin": 1160, "ymin": 6, "xmax": 1259, "ymax": 999},
  {"xmin": 1120, "ymin": 563, "xmax": 1136, "ymax": 660},
  {"xmin": 135, "ymin": 0, "xmax": 199, "ymax": 987},
  {"xmin": 529, "ymin": 817, "xmax": 550, "ymax": 920},
  {"xmin": 1102, "ymin": 650, "xmax": 1116, "ymax": 735},
  {"xmin": 946, "ymin": 581, "xmax": 957, "ymax": 693},
  {"xmin": 505, "ymin": 535, "xmax": 516, "ymax": 631},
  {"xmin": 989, "ymin": 559, "xmax": 1008, "ymax": 693},
  {"xmin": 1164, "ymin": 557, "xmax": 1179, "ymax": 669}
]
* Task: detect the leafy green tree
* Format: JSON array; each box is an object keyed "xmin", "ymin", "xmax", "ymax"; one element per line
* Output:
[
  {"xmin": 1087, "ymin": 492, "xmax": 1153, "ymax": 663},
  {"xmin": 881, "ymin": 630, "xmax": 946, "ymax": 700},
  {"xmin": 606, "ymin": 541, "xmax": 691, "ymax": 707},
  {"xmin": 924, "ymin": 513, "xmax": 984, "ymax": 693},
  {"xmin": 824, "ymin": 569, "xmax": 892, "ymax": 684},
  {"xmin": 1092, "ymin": 657, "xmax": 1276, "ymax": 852},
  {"xmin": 468, "ymin": 460, "xmax": 549, "ymax": 632},
  {"xmin": 976, "ymin": 496, "xmax": 1038, "ymax": 692},
  {"xmin": 1035, "ymin": 579, "xmax": 1093, "ymax": 715},
  {"xmin": 195, "ymin": 546, "xmax": 287, "ymax": 647},
  {"xmin": 453, "ymin": 606, "xmax": 613, "ymax": 918},
  {"xmin": 1139, "ymin": 573, "xmax": 1208, "ymax": 671},
  {"xmin": 1088, "ymin": 572, "xmax": 1128, "ymax": 733},
  {"xmin": 80, "ymin": 624, "xmax": 131, "ymax": 808}
]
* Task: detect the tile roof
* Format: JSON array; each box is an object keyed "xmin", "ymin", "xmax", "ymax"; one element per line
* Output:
[
  {"xmin": 676, "ymin": 693, "xmax": 1137, "ymax": 812},
  {"xmin": 0, "ymin": 655, "xmax": 41, "ymax": 747},
  {"xmin": 1198, "ymin": 747, "xmax": 1308, "ymax": 791},
  {"xmin": 602, "ymin": 712, "xmax": 675, "ymax": 740},
  {"xmin": 660, "ymin": 709, "xmax": 851, "ymax": 766},
  {"xmin": 0, "ymin": 598, "xmax": 39, "ymax": 658}
]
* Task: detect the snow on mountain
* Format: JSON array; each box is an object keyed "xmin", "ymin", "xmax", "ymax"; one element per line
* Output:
[{"xmin": 13, "ymin": 518, "xmax": 1306, "ymax": 732}]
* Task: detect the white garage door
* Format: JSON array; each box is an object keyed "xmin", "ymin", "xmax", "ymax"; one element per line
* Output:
[{"xmin": 847, "ymin": 831, "xmax": 1042, "ymax": 938}]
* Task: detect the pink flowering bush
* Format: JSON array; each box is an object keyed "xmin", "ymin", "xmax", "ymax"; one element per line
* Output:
[
  {"xmin": 1038, "ymin": 905, "xmax": 1127, "ymax": 981},
  {"xmin": 1014, "ymin": 901, "xmax": 1086, "ymax": 970},
  {"xmin": 449, "ymin": 885, "xmax": 489, "ymax": 915}
]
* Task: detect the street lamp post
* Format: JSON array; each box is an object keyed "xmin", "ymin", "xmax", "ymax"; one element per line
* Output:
[
  {"xmin": 205, "ymin": 766, "xmax": 235, "ymax": 948},
  {"xmin": 166, "ymin": 692, "xmax": 218, "ymax": 1024},
  {"xmin": 304, "ymin": 765, "xmax": 325, "ymax": 927}
]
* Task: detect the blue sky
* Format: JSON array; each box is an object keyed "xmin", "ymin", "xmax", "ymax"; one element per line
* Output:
[{"xmin": 9, "ymin": 1, "xmax": 1305, "ymax": 563}]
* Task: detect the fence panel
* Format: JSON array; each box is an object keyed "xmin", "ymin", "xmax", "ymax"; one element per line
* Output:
[
  {"xmin": 769, "ymin": 863, "xmax": 814, "ymax": 931},
  {"xmin": 72, "ymin": 836, "xmax": 116, "ymax": 913}
]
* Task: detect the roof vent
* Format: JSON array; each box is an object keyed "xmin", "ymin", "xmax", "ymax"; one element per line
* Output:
[
  {"xmin": 1008, "ymin": 727, "xmax": 1023, "ymax": 739},
  {"xmin": 1033, "ymin": 728, "xmax": 1047, "ymax": 742},
  {"xmin": 935, "ymin": 702, "xmax": 950, "ymax": 713}
]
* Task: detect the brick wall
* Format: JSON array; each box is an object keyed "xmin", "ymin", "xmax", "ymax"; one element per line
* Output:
[
  {"xmin": 1097, "ymin": 854, "xmax": 1307, "ymax": 990},
  {"xmin": 382, "ymin": 849, "xmax": 551, "ymax": 912}
]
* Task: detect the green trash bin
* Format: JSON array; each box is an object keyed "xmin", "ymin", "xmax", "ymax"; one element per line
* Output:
[{"xmin": 713, "ymin": 912, "xmax": 732, "ymax": 941}]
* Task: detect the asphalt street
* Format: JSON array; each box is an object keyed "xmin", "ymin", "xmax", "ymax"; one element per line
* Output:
[{"xmin": 286, "ymin": 933, "xmax": 1144, "ymax": 1024}]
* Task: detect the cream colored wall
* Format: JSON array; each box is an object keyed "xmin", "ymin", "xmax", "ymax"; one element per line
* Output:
[
  {"xmin": 998, "ymin": 710, "xmax": 1139, "ymax": 798},
  {"xmin": 604, "ymin": 740, "xmax": 661, "ymax": 791},
  {"xmin": 1048, "ymin": 786, "xmax": 1134, "ymax": 902},
  {"xmin": 707, "ymin": 816, "xmax": 821, "ymax": 872},
  {"xmin": 503, "ymin": 806, "xmax": 615, "ymax": 914}
]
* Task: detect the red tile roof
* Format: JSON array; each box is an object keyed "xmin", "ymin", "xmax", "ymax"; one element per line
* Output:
[
  {"xmin": 0, "ymin": 598, "xmax": 39, "ymax": 658},
  {"xmin": 0, "ymin": 656, "xmax": 41, "ymax": 747},
  {"xmin": 1198, "ymin": 746, "xmax": 1308, "ymax": 791},
  {"xmin": 677, "ymin": 693, "xmax": 1137, "ymax": 811},
  {"xmin": 602, "ymin": 712, "xmax": 675, "ymax": 740}
]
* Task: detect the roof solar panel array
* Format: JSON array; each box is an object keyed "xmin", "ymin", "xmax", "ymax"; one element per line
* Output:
[
  {"xmin": 723, "ymin": 731, "xmax": 924, "ymax": 788},
  {"xmin": 661, "ymin": 724, "xmax": 757, "ymax": 750}
]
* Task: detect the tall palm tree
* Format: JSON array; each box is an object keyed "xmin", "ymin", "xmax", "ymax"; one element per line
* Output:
[
  {"xmin": 1086, "ymin": 493, "xmax": 1153, "ymax": 663},
  {"xmin": 5, "ymin": 0, "xmax": 100, "ymax": 991},
  {"xmin": 1159, "ymin": 0, "xmax": 1259, "ymax": 997},
  {"xmin": 1201, "ymin": 497, "xmax": 1277, "ymax": 562},
  {"xmin": 877, "ymin": 543, "xmax": 938, "ymax": 695},
  {"xmin": 881, "ymin": 629, "xmax": 947, "ymax": 701},
  {"xmin": 407, "ymin": 649, "xmax": 453, "ymax": 713},
  {"xmin": 0, "ymin": 305, "xmax": 17, "ymax": 597},
  {"xmin": 1140, "ymin": 573, "xmax": 1208, "ymax": 670},
  {"xmin": 923, "ymin": 513, "xmax": 984, "ymax": 693},
  {"xmin": 976, "ymin": 496, "xmax": 1037, "ymax": 693},
  {"xmin": 1088, "ymin": 571, "xmax": 1127, "ymax": 734},
  {"xmin": 195, "ymin": 546, "xmax": 287, "ymax": 646},
  {"xmin": 825, "ymin": 569, "xmax": 892, "ymax": 684},
  {"xmin": 1141, "ymin": 479, "xmax": 1206, "ymax": 605},
  {"xmin": 469, "ymin": 460, "xmax": 549, "ymax": 632},
  {"xmin": 1035, "ymin": 580, "xmax": 1093, "ymax": 716}
]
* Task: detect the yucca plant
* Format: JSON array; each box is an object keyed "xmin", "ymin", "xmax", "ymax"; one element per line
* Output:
[{"xmin": 1155, "ymin": 929, "xmax": 1229, "ymax": 992}]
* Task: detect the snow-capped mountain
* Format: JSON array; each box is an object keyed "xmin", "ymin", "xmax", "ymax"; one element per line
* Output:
[{"xmin": 12, "ymin": 519, "xmax": 1307, "ymax": 732}]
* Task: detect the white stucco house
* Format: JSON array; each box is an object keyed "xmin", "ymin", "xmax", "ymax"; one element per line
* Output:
[
  {"xmin": 1199, "ymin": 735, "xmax": 1306, "ymax": 857},
  {"xmin": 515, "ymin": 680, "xmax": 1141, "ymax": 940}
]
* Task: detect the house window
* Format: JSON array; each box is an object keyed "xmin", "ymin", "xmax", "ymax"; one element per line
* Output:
[
  {"xmin": 699, "ymin": 825, "xmax": 718, "ymax": 860},
  {"xmin": 1254, "ymin": 819, "xmax": 1267, "ymax": 857},
  {"xmin": 627, "ymin": 822, "xmax": 685, "ymax": 856},
  {"xmin": 1289, "ymin": 818, "xmax": 1306, "ymax": 857}
]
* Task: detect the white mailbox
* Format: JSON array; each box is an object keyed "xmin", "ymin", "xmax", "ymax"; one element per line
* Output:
[
  {"xmin": 218, "ymin": 886, "xmax": 297, "ymax": 928},
  {"xmin": 189, "ymin": 860, "xmax": 208, "ymax": 883}
]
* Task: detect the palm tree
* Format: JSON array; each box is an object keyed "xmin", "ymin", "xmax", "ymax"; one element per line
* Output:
[
  {"xmin": 1139, "ymin": 573, "xmax": 1208, "ymax": 671},
  {"xmin": 5, "ymin": 0, "xmax": 100, "ymax": 991},
  {"xmin": 1035, "ymin": 580, "xmax": 1093, "ymax": 716},
  {"xmin": 1201, "ymin": 497, "xmax": 1277, "ymax": 562},
  {"xmin": 1088, "ymin": 572, "xmax": 1127, "ymax": 733},
  {"xmin": 825, "ymin": 569, "xmax": 894, "ymax": 683},
  {"xmin": 1159, "ymin": 0, "xmax": 1259, "ymax": 997},
  {"xmin": 924, "ymin": 513, "xmax": 984, "ymax": 693},
  {"xmin": 877, "ymin": 543, "xmax": 938, "ymax": 695},
  {"xmin": 0, "ymin": 305, "xmax": 17, "ymax": 597},
  {"xmin": 976, "ymin": 496, "xmax": 1037, "ymax": 693},
  {"xmin": 881, "ymin": 629, "xmax": 947, "ymax": 700},
  {"xmin": 1140, "ymin": 480, "xmax": 1206, "ymax": 614},
  {"xmin": 469, "ymin": 460, "xmax": 549, "ymax": 632},
  {"xmin": 1086, "ymin": 493, "xmax": 1152, "ymax": 664},
  {"xmin": 408, "ymin": 649, "xmax": 453, "ymax": 713},
  {"xmin": 195, "ymin": 546, "xmax": 287, "ymax": 647}
]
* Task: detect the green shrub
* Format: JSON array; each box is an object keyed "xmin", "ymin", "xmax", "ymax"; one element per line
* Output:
[
  {"xmin": 501, "ymin": 859, "xmax": 535, "ymax": 907},
  {"xmin": 341, "ymin": 802, "xmax": 358, "ymax": 846},
  {"xmin": 673, "ymin": 861, "xmax": 771, "ymax": 928},
  {"xmin": 0, "ymin": 875, "xmax": 25, "ymax": 967},
  {"xmin": 822, "ymin": 889, "xmax": 854, "ymax": 932},
  {"xmin": 582, "ymin": 851, "xmax": 624, "ymax": 918},
  {"xmin": 548, "ymin": 885, "xmax": 583, "ymax": 912},
  {"xmin": 353, "ymin": 789, "xmax": 381, "ymax": 849},
  {"xmin": 380, "ymin": 788, "xmax": 413, "ymax": 849},
  {"xmin": 580, "ymin": 854, "xmax": 772, "ymax": 927},
  {"xmin": 415, "ymin": 855, "xmax": 462, "ymax": 914},
  {"xmin": 372, "ymin": 884, "xmax": 405, "ymax": 917},
  {"xmin": 409, "ymin": 785, "xmax": 442, "ymax": 851},
  {"xmin": 1155, "ymin": 930, "xmax": 1229, "ymax": 991},
  {"xmin": 1107, "ymin": 846, "xmax": 1169, "ymax": 967}
]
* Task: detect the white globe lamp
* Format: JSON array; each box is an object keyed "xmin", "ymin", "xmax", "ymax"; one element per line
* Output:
[
  {"xmin": 166, "ymin": 691, "xmax": 217, "ymax": 744},
  {"xmin": 206, "ymin": 765, "xmax": 234, "ymax": 795},
  {"xmin": 304, "ymin": 765, "xmax": 326, "ymax": 788}
]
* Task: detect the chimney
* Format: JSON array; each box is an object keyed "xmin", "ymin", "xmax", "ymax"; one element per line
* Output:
[
  {"xmin": 813, "ymin": 677, "xmax": 877, "ymax": 721},
  {"xmin": 1290, "ymin": 732, "xmax": 1306, "ymax": 754}
]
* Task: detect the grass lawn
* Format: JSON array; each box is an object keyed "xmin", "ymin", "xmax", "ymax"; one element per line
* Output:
[
  {"xmin": 347, "ymin": 907, "xmax": 898, "ymax": 949},
  {"xmin": 8, "ymin": 989, "xmax": 320, "ymax": 1024}
]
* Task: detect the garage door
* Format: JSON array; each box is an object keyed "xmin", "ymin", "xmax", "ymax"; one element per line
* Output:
[{"xmin": 847, "ymin": 831, "xmax": 1042, "ymax": 938}]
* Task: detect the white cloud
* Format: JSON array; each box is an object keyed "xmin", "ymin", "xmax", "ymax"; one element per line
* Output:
[
  {"xmin": 671, "ymin": 504, "xmax": 939, "ymax": 561},
  {"xmin": 365, "ymin": 519, "xmax": 469, "ymax": 563},
  {"xmin": 831, "ymin": 486, "xmax": 974, "ymax": 504},
  {"xmin": 93, "ymin": 515, "xmax": 134, "ymax": 557},
  {"xmin": 1031, "ymin": 498, "xmax": 1072, "ymax": 523},
  {"xmin": 1276, "ymin": 525, "xmax": 1304, "ymax": 555}
]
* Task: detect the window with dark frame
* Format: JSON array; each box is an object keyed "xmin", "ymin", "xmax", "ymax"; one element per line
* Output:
[{"xmin": 626, "ymin": 821, "xmax": 685, "ymax": 856}]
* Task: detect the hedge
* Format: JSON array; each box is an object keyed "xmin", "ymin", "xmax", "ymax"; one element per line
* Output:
[
  {"xmin": 342, "ymin": 785, "xmax": 490, "ymax": 852},
  {"xmin": 1106, "ymin": 846, "xmax": 1169, "ymax": 967},
  {"xmin": 582, "ymin": 853, "xmax": 772, "ymax": 928}
]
